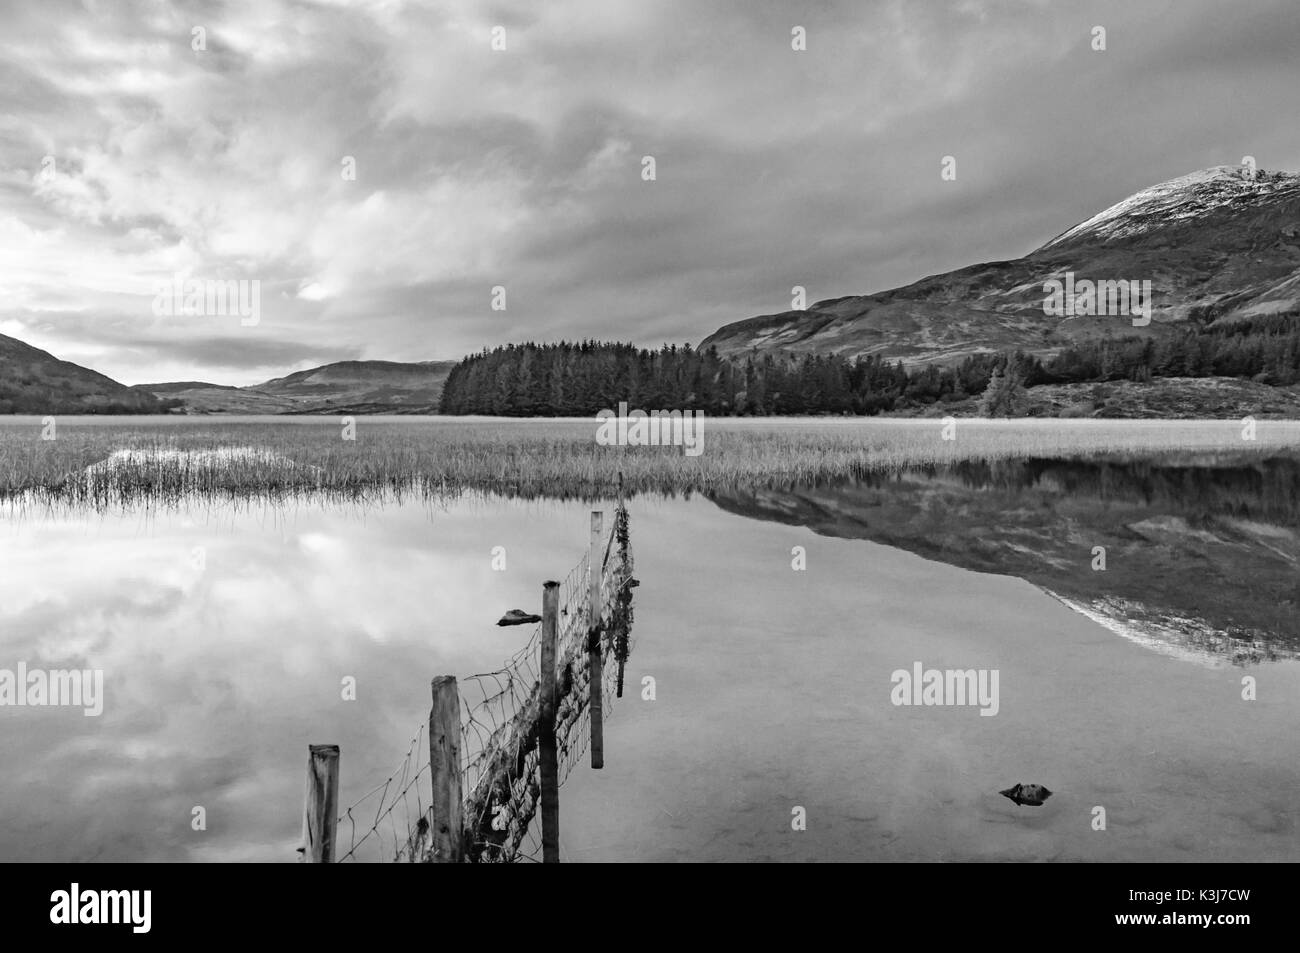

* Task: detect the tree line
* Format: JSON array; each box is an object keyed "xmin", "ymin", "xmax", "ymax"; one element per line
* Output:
[{"xmin": 438, "ymin": 317, "xmax": 1300, "ymax": 417}]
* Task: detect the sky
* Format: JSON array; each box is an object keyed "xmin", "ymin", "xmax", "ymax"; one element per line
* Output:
[{"xmin": 1, "ymin": 0, "xmax": 1297, "ymax": 387}]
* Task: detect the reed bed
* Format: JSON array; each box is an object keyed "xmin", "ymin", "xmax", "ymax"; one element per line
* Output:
[{"xmin": 1, "ymin": 416, "xmax": 1297, "ymax": 510}]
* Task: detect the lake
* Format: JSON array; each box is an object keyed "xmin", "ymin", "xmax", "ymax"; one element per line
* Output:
[{"xmin": 0, "ymin": 420, "xmax": 1297, "ymax": 861}]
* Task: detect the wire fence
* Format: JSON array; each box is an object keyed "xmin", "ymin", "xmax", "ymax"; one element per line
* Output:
[
  {"xmin": 322, "ymin": 502, "xmax": 635, "ymax": 863},
  {"xmin": 458, "ymin": 628, "xmax": 546, "ymax": 862},
  {"xmin": 335, "ymin": 722, "xmax": 434, "ymax": 863},
  {"xmin": 457, "ymin": 515, "xmax": 632, "ymax": 862}
]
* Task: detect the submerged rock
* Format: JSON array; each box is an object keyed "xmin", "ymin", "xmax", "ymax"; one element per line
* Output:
[{"xmin": 1000, "ymin": 783, "xmax": 1053, "ymax": 807}]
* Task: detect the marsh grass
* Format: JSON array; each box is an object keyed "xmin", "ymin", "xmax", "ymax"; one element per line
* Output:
[{"xmin": 1, "ymin": 415, "xmax": 1297, "ymax": 510}]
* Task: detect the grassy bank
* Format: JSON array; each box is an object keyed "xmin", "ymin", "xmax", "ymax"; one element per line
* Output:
[{"xmin": 0, "ymin": 416, "xmax": 1297, "ymax": 507}]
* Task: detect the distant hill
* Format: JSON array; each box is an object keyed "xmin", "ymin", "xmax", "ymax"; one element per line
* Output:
[
  {"xmin": 255, "ymin": 360, "xmax": 455, "ymax": 408},
  {"xmin": 701, "ymin": 166, "xmax": 1300, "ymax": 365},
  {"xmin": 0, "ymin": 328, "xmax": 458, "ymax": 415},
  {"xmin": 134, "ymin": 381, "xmax": 242, "ymax": 393},
  {"xmin": 128, "ymin": 383, "xmax": 302, "ymax": 414},
  {"xmin": 0, "ymin": 333, "xmax": 169, "ymax": 414},
  {"xmin": 133, "ymin": 359, "xmax": 458, "ymax": 414}
]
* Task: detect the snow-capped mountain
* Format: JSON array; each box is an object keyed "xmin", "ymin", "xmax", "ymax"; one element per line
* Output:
[
  {"xmin": 1042, "ymin": 165, "xmax": 1300, "ymax": 249},
  {"xmin": 700, "ymin": 166, "xmax": 1300, "ymax": 365}
]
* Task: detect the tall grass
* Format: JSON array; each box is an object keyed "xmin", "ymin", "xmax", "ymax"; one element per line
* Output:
[{"xmin": 1, "ymin": 416, "xmax": 1297, "ymax": 509}]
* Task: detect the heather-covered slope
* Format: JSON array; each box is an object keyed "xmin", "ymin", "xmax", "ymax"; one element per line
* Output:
[
  {"xmin": 0, "ymin": 333, "xmax": 168, "ymax": 414},
  {"xmin": 701, "ymin": 166, "xmax": 1300, "ymax": 365}
]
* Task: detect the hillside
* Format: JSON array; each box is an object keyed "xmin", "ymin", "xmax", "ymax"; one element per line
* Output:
[
  {"xmin": 701, "ymin": 166, "xmax": 1300, "ymax": 365},
  {"xmin": 254, "ymin": 360, "xmax": 455, "ymax": 411},
  {"xmin": 132, "ymin": 360, "xmax": 458, "ymax": 414},
  {"xmin": 0, "ymin": 333, "xmax": 168, "ymax": 414},
  {"xmin": 129, "ymin": 383, "xmax": 302, "ymax": 414},
  {"xmin": 887, "ymin": 377, "xmax": 1300, "ymax": 420}
]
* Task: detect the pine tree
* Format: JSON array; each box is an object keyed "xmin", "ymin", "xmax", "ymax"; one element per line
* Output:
[{"xmin": 979, "ymin": 355, "xmax": 1030, "ymax": 417}]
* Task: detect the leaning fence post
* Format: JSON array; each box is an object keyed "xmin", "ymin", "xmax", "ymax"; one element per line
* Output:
[
  {"xmin": 301, "ymin": 744, "xmax": 339, "ymax": 863},
  {"xmin": 540, "ymin": 580, "xmax": 561, "ymax": 863},
  {"xmin": 589, "ymin": 510, "xmax": 605, "ymax": 769},
  {"xmin": 429, "ymin": 676, "xmax": 463, "ymax": 863}
]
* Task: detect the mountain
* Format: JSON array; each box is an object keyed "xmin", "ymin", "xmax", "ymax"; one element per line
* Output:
[
  {"xmin": 134, "ymin": 359, "xmax": 458, "ymax": 414},
  {"xmin": 701, "ymin": 166, "xmax": 1300, "ymax": 365},
  {"xmin": 0, "ymin": 333, "xmax": 169, "ymax": 414}
]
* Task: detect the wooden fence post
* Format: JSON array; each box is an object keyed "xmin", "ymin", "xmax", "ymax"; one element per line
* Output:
[
  {"xmin": 301, "ymin": 743, "xmax": 339, "ymax": 863},
  {"xmin": 614, "ymin": 493, "xmax": 628, "ymax": 699},
  {"xmin": 539, "ymin": 580, "xmax": 561, "ymax": 863},
  {"xmin": 429, "ymin": 676, "xmax": 463, "ymax": 863},
  {"xmin": 589, "ymin": 510, "xmax": 605, "ymax": 769}
]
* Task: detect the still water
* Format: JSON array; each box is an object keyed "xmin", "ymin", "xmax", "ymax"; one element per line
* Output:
[{"xmin": 1, "ymin": 454, "xmax": 1298, "ymax": 861}]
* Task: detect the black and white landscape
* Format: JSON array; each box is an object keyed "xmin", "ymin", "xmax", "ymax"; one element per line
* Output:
[{"xmin": 1, "ymin": 0, "xmax": 1298, "ymax": 885}]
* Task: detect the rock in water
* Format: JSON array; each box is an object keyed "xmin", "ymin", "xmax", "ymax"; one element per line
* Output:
[
  {"xmin": 497, "ymin": 609, "xmax": 542, "ymax": 627},
  {"xmin": 1000, "ymin": 783, "xmax": 1053, "ymax": 806}
]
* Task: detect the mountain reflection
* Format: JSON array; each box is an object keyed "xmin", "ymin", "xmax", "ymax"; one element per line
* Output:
[{"xmin": 709, "ymin": 454, "xmax": 1300, "ymax": 665}]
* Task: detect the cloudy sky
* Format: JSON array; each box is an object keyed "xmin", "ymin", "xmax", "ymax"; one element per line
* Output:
[{"xmin": 1, "ymin": 0, "xmax": 1297, "ymax": 386}]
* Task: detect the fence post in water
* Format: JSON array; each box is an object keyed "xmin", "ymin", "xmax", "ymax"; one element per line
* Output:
[
  {"xmin": 301, "ymin": 744, "xmax": 339, "ymax": 863},
  {"xmin": 589, "ymin": 510, "xmax": 605, "ymax": 769},
  {"xmin": 614, "ymin": 497, "xmax": 628, "ymax": 699},
  {"xmin": 540, "ymin": 580, "xmax": 561, "ymax": 863},
  {"xmin": 429, "ymin": 676, "xmax": 463, "ymax": 863}
]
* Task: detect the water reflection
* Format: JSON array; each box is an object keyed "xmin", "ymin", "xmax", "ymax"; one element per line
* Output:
[
  {"xmin": 0, "ymin": 494, "xmax": 610, "ymax": 861},
  {"xmin": 3, "ymin": 456, "xmax": 1299, "ymax": 864},
  {"xmin": 709, "ymin": 453, "xmax": 1300, "ymax": 665}
]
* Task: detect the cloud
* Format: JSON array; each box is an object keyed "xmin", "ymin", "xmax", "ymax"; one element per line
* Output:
[{"xmin": 0, "ymin": 0, "xmax": 1297, "ymax": 385}]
